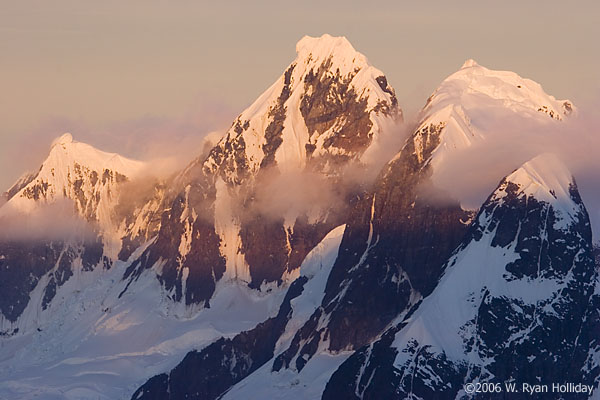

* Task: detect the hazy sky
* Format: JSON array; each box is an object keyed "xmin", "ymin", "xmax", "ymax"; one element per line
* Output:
[{"xmin": 1, "ymin": 0, "xmax": 598, "ymax": 190}]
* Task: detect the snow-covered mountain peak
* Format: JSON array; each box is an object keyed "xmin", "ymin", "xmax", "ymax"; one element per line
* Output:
[
  {"xmin": 433, "ymin": 60, "xmax": 573, "ymax": 120},
  {"xmin": 485, "ymin": 153, "xmax": 582, "ymax": 234},
  {"xmin": 128, "ymin": 36, "xmax": 401, "ymax": 313},
  {"xmin": 408, "ymin": 62, "xmax": 573, "ymax": 172},
  {"xmin": 201, "ymin": 34, "xmax": 400, "ymax": 182},
  {"xmin": 291, "ymin": 34, "xmax": 389, "ymax": 100},
  {"xmin": 51, "ymin": 132, "xmax": 74, "ymax": 147},
  {"xmin": 295, "ymin": 34, "xmax": 368, "ymax": 73},
  {"xmin": 296, "ymin": 33, "xmax": 353, "ymax": 53},
  {"xmin": 460, "ymin": 58, "xmax": 479, "ymax": 69},
  {"xmin": 505, "ymin": 153, "xmax": 573, "ymax": 203},
  {"xmin": 0, "ymin": 134, "xmax": 146, "ymax": 254},
  {"xmin": 43, "ymin": 133, "xmax": 144, "ymax": 178}
]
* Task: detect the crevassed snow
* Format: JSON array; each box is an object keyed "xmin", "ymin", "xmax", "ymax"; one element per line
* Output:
[{"xmin": 0, "ymin": 224, "xmax": 346, "ymax": 400}]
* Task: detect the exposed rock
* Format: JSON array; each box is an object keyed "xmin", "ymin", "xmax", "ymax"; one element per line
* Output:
[{"xmin": 0, "ymin": 235, "xmax": 107, "ymax": 325}]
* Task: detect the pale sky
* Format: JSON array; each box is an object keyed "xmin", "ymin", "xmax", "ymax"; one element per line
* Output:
[{"xmin": 1, "ymin": 0, "xmax": 599, "ymax": 190}]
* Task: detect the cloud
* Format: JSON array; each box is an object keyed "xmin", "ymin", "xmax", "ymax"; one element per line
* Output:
[
  {"xmin": 248, "ymin": 168, "xmax": 343, "ymax": 223},
  {"xmin": 0, "ymin": 199, "xmax": 96, "ymax": 242},
  {"xmin": 243, "ymin": 116, "xmax": 412, "ymax": 223},
  {"xmin": 347, "ymin": 114, "xmax": 414, "ymax": 185},
  {"xmin": 429, "ymin": 99, "xmax": 600, "ymax": 240}
]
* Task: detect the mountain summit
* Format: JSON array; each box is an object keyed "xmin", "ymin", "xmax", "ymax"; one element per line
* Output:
[
  {"xmin": 414, "ymin": 59, "xmax": 573, "ymax": 172},
  {"xmin": 1, "ymin": 133, "xmax": 144, "ymax": 224},
  {"xmin": 123, "ymin": 34, "xmax": 402, "ymax": 308},
  {"xmin": 193, "ymin": 33, "xmax": 401, "ymax": 182}
]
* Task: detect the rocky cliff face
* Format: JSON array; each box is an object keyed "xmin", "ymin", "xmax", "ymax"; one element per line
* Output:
[
  {"xmin": 323, "ymin": 155, "xmax": 599, "ymax": 400},
  {"xmin": 124, "ymin": 34, "xmax": 401, "ymax": 307}
]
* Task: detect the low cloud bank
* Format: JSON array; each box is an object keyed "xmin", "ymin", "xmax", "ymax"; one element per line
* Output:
[{"xmin": 0, "ymin": 199, "xmax": 96, "ymax": 242}]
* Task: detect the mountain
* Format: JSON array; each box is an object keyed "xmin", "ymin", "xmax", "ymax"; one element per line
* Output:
[
  {"xmin": 0, "ymin": 135, "xmax": 292, "ymax": 398},
  {"xmin": 132, "ymin": 59, "xmax": 588, "ymax": 400},
  {"xmin": 122, "ymin": 34, "xmax": 401, "ymax": 308},
  {"xmin": 420, "ymin": 59, "xmax": 573, "ymax": 170},
  {"xmin": 0, "ymin": 36, "xmax": 597, "ymax": 400},
  {"xmin": 324, "ymin": 154, "xmax": 599, "ymax": 399},
  {"xmin": 264, "ymin": 58, "xmax": 574, "ymax": 375},
  {"xmin": 1, "ymin": 170, "xmax": 37, "ymax": 206},
  {"xmin": 0, "ymin": 133, "xmax": 145, "ymax": 330},
  {"xmin": 0, "ymin": 34, "xmax": 403, "ymax": 399},
  {"xmin": 0, "ymin": 133, "xmax": 145, "ymax": 249}
]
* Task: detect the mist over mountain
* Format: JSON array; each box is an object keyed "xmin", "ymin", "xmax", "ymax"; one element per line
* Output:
[{"xmin": 1, "ymin": 34, "xmax": 598, "ymax": 400}]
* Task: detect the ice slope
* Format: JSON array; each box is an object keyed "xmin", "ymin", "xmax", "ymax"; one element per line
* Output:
[{"xmin": 221, "ymin": 352, "xmax": 350, "ymax": 400}]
